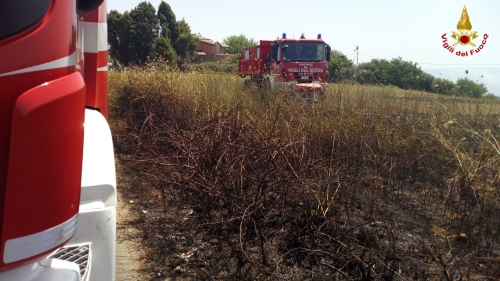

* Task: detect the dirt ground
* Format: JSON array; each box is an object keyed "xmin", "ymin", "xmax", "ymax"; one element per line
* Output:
[
  {"xmin": 112, "ymin": 163, "xmax": 500, "ymax": 281},
  {"xmin": 115, "ymin": 186, "xmax": 154, "ymax": 280}
]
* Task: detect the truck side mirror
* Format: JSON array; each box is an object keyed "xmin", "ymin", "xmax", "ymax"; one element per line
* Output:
[
  {"xmin": 272, "ymin": 52, "xmax": 279, "ymax": 64},
  {"xmin": 78, "ymin": 0, "xmax": 104, "ymax": 15},
  {"xmin": 271, "ymin": 44, "xmax": 278, "ymax": 64},
  {"xmin": 326, "ymin": 45, "xmax": 332, "ymax": 61},
  {"xmin": 265, "ymin": 54, "xmax": 271, "ymax": 72}
]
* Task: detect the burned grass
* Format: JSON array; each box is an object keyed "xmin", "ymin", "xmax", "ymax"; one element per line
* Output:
[{"xmin": 109, "ymin": 64, "xmax": 500, "ymax": 280}]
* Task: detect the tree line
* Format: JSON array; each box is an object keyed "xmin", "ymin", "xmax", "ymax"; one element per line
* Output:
[
  {"xmin": 328, "ymin": 50, "xmax": 492, "ymax": 98},
  {"xmin": 108, "ymin": 1, "xmax": 197, "ymax": 66},
  {"xmin": 107, "ymin": 4, "xmax": 491, "ymax": 99}
]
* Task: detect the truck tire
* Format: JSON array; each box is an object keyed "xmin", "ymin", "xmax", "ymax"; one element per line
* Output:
[
  {"xmin": 261, "ymin": 77, "xmax": 271, "ymax": 92},
  {"xmin": 255, "ymin": 77, "xmax": 270, "ymax": 99},
  {"xmin": 243, "ymin": 79, "xmax": 259, "ymax": 93},
  {"xmin": 243, "ymin": 79, "xmax": 252, "ymax": 89}
]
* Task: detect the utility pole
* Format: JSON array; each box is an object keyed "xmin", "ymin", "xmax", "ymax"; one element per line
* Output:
[{"xmin": 354, "ymin": 46, "xmax": 359, "ymax": 81}]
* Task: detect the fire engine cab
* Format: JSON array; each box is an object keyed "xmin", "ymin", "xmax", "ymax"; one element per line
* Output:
[
  {"xmin": 238, "ymin": 33, "xmax": 331, "ymax": 99},
  {"xmin": 0, "ymin": 0, "xmax": 116, "ymax": 280}
]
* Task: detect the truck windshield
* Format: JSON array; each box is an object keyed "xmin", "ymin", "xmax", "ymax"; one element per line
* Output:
[
  {"xmin": 0, "ymin": 0, "xmax": 51, "ymax": 40},
  {"xmin": 283, "ymin": 42, "xmax": 325, "ymax": 62}
]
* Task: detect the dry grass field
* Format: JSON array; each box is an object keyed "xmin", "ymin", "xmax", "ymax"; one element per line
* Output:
[{"xmin": 109, "ymin": 62, "xmax": 500, "ymax": 280}]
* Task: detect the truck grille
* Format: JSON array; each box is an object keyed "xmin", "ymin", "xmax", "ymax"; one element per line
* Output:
[
  {"xmin": 293, "ymin": 72, "xmax": 318, "ymax": 82},
  {"xmin": 49, "ymin": 244, "xmax": 91, "ymax": 280}
]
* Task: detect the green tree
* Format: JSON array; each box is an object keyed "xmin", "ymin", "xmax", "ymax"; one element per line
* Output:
[
  {"xmin": 108, "ymin": 1, "xmax": 198, "ymax": 65},
  {"xmin": 367, "ymin": 57, "xmax": 434, "ymax": 91},
  {"xmin": 129, "ymin": 2, "xmax": 158, "ymax": 64},
  {"xmin": 433, "ymin": 78, "xmax": 457, "ymax": 95},
  {"xmin": 175, "ymin": 18, "xmax": 197, "ymax": 58},
  {"xmin": 326, "ymin": 54, "xmax": 492, "ymax": 98},
  {"xmin": 222, "ymin": 34, "xmax": 257, "ymax": 54},
  {"xmin": 417, "ymin": 72, "xmax": 434, "ymax": 92},
  {"xmin": 157, "ymin": 1, "xmax": 179, "ymax": 46},
  {"xmin": 153, "ymin": 36, "xmax": 178, "ymax": 62},
  {"xmin": 384, "ymin": 57, "xmax": 422, "ymax": 90},
  {"xmin": 455, "ymin": 78, "xmax": 488, "ymax": 98},
  {"xmin": 225, "ymin": 54, "xmax": 239, "ymax": 64},
  {"xmin": 107, "ymin": 10, "xmax": 134, "ymax": 65},
  {"xmin": 357, "ymin": 59, "xmax": 385, "ymax": 84},
  {"xmin": 107, "ymin": 10, "xmax": 123, "ymax": 63},
  {"xmin": 372, "ymin": 59, "xmax": 392, "ymax": 85},
  {"xmin": 327, "ymin": 50, "xmax": 353, "ymax": 81}
]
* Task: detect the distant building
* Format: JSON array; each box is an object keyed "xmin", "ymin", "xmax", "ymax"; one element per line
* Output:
[{"xmin": 196, "ymin": 36, "xmax": 231, "ymax": 63}]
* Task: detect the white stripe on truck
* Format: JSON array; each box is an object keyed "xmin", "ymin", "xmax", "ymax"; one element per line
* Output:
[
  {"xmin": 0, "ymin": 52, "xmax": 76, "ymax": 77},
  {"xmin": 83, "ymin": 22, "xmax": 108, "ymax": 53},
  {"xmin": 3, "ymin": 213, "xmax": 79, "ymax": 263}
]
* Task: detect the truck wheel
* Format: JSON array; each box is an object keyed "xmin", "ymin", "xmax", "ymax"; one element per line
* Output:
[
  {"xmin": 261, "ymin": 77, "xmax": 271, "ymax": 91},
  {"xmin": 257, "ymin": 78, "xmax": 271, "ymax": 99},
  {"xmin": 243, "ymin": 79, "xmax": 259, "ymax": 93},
  {"xmin": 243, "ymin": 79, "xmax": 252, "ymax": 89}
]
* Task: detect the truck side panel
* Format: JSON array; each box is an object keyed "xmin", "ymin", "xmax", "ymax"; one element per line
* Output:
[
  {"xmin": 83, "ymin": 4, "xmax": 109, "ymax": 119},
  {"xmin": 1, "ymin": 73, "xmax": 85, "ymax": 270},
  {"xmin": 238, "ymin": 40, "xmax": 272, "ymax": 77},
  {"xmin": 65, "ymin": 108, "xmax": 116, "ymax": 281},
  {"xmin": 0, "ymin": 1, "xmax": 116, "ymax": 279}
]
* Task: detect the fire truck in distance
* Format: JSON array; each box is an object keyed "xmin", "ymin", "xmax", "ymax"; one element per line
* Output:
[
  {"xmin": 0, "ymin": 0, "xmax": 115, "ymax": 280},
  {"xmin": 238, "ymin": 33, "xmax": 331, "ymax": 99}
]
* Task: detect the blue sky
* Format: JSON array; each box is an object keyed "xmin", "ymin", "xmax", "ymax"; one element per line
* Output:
[{"xmin": 107, "ymin": 0, "xmax": 500, "ymax": 95}]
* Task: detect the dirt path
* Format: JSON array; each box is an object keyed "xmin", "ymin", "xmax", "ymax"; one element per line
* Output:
[{"xmin": 115, "ymin": 188, "xmax": 151, "ymax": 280}]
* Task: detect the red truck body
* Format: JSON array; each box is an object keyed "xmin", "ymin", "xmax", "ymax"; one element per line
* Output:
[
  {"xmin": 238, "ymin": 34, "xmax": 331, "ymax": 97},
  {"xmin": 0, "ymin": 1, "xmax": 115, "ymax": 280},
  {"xmin": 238, "ymin": 40, "xmax": 273, "ymax": 77}
]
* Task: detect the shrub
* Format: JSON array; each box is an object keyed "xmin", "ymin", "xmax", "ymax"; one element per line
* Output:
[{"xmin": 110, "ymin": 65, "xmax": 500, "ymax": 280}]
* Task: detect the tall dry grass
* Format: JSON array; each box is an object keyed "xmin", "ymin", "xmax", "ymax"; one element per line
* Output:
[{"xmin": 110, "ymin": 62, "xmax": 500, "ymax": 280}]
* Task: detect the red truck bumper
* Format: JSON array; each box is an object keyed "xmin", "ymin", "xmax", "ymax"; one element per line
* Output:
[{"xmin": 294, "ymin": 83, "xmax": 324, "ymax": 92}]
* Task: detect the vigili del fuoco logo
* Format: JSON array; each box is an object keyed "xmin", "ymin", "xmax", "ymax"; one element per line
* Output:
[{"xmin": 441, "ymin": 6, "xmax": 489, "ymax": 57}]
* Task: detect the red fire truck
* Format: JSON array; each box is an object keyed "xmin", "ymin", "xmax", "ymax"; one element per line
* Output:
[
  {"xmin": 0, "ymin": 0, "xmax": 116, "ymax": 280},
  {"xmin": 238, "ymin": 33, "xmax": 331, "ymax": 99}
]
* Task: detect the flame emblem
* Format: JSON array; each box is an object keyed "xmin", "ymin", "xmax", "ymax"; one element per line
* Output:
[{"xmin": 451, "ymin": 6, "xmax": 478, "ymax": 46}]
